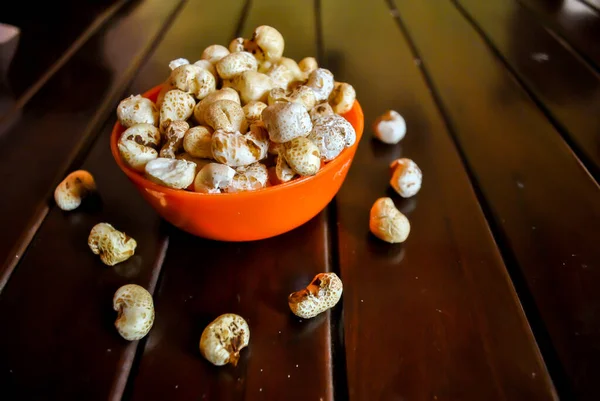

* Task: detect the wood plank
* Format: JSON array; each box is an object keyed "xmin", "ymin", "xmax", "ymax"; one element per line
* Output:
[
  {"xmin": 1, "ymin": 0, "xmax": 125, "ymax": 100},
  {"xmin": 0, "ymin": 116, "xmax": 169, "ymax": 400},
  {"xmin": 392, "ymin": 0, "xmax": 600, "ymax": 399},
  {"xmin": 127, "ymin": 1, "xmax": 335, "ymax": 400},
  {"xmin": 129, "ymin": 223, "xmax": 333, "ymax": 401},
  {"xmin": 518, "ymin": 0, "xmax": 600, "ymax": 69},
  {"xmin": 321, "ymin": 1, "xmax": 556, "ymax": 400},
  {"xmin": 452, "ymin": 0, "xmax": 600, "ymax": 179},
  {"xmin": 0, "ymin": 1, "xmax": 187, "ymax": 399},
  {"xmin": 581, "ymin": 0, "xmax": 600, "ymax": 13},
  {"xmin": 0, "ymin": 0, "xmax": 184, "ymax": 290}
]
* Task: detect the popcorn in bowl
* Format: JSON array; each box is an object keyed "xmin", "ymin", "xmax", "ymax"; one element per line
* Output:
[{"xmin": 115, "ymin": 25, "xmax": 357, "ymax": 194}]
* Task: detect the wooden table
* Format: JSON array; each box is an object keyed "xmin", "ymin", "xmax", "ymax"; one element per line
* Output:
[{"xmin": 0, "ymin": 0, "xmax": 598, "ymax": 399}]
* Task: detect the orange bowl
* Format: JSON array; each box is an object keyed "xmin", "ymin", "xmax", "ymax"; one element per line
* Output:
[{"xmin": 110, "ymin": 85, "xmax": 364, "ymax": 241}]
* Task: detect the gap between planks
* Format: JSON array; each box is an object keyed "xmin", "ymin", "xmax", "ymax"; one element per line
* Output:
[
  {"xmin": 0, "ymin": 0, "xmax": 128, "ymax": 125},
  {"xmin": 0, "ymin": 0, "xmax": 188, "ymax": 294},
  {"xmin": 114, "ymin": 235, "xmax": 170, "ymax": 401},
  {"xmin": 449, "ymin": 0, "xmax": 600, "ymax": 183},
  {"xmin": 383, "ymin": 0, "xmax": 572, "ymax": 398},
  {"xmin": 118, "ymin": 1, "xmax": 254, "ymax": 398},
  {"xmin": 516, "ymin": 0, "xmax": 600, "ymax": 73}
]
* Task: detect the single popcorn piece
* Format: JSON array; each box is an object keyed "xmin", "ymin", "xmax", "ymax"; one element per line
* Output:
[
  {"xmin": 329, "ymin": 82, "xmax": 356, "ymax": 114},
  {"xmin": 390, "ymin": 158, "xmax": 422, "ymax": 198},
  {"xmin": 306, "ymin": 68, "xmax": 335, "ymax": 103},
  {"xmin": 145, "ymin": 157, "xmax": 196, "ymax": 189},
  {"xmin": 373, "ymin": 110, "xmax": 406, "ymax": 144},
  {"xmin": 369, "ymin": 197, "xmax": 410, "ymax": 243},
  {"xmin": 120, "ymin": 123, "xmax": 161, "ymax": 148},
  {"xmin": 160, "ymin": 120, "xmax": 189, "ymax": 159},
  {"xmin": 192, "ymin": 59, "xmax": 217, "ymax": 80},
  {"xmin": 200, "ymin": 314, "xmax": 250, "ymax": 367},
  {"xmin": 159, "ymin": 89, "xmax": 196, "ymax": 132},
  {"xmin": 247, "ymin": 25, "xmax": 285, "ymax": 62},
  {"xmin": 262, "ymin": 102, "xmax": 313, "ymax": 143},
  {"xmin": 309, "ymin": 103, "xmax": 334, "ymax": 122},
  {"xmin": 288, "ymin": 273, "xmax": 343, "ymax": 319},
  {"xmin": 183, "ymin": 125, "xmax": 213, "ymax": 159},
  {"xmin": 54, "ymin": 170, "xmax": 96, "ymax": 211},
  {"xmin": 88, "ymin": 223, "xmax": 137, "ymax": 266},
  {"xmin": 193, "ymin": 87, "xmax": 241, "ymax": 125},
  {"xmin": 283, "ymin": 137, "xmax": 321, "ymax": 176},
  {"xmin": 298, "ymin": 57, "xmax": 318, "ymax": 76},
  {"xmin": 168, "ymin": 58, "xmax": 190, "ymax": 71},
  {"xmin": 266, "ymin": 57, "xmax": 303, "ymax": 90},
  {"xmin": 243, "ymin": 100, "xmax": 267, "ymax": 124},
  {"xmin": 216, "ymin": 51, "xmax": 258, "ymax": 80},
  {"xmin": 113, "ymin": 284, "xmax": 154, "ymax": 341},
  {"xmin": 118, "ymin": 139, "xmax": 158, "ymax": 172},
  {"xmin": 204, "ymin": 99, "xmax": 247, "ymax": 133},
  {"xmin": 308, "ymin": 115, "xmax": 356, "ymax": 161},
  {"xmin": 227, "ymin": 163, "xmax": 269, "ymax": 193},
  {"xmin": 268, "ymin": 86, "xmax": 316, "ymax": 111},
  {"xmin": 211, "ymin": 126, "xmax": 268, "ymax": 167},
  {"xmin": 194, "ymin": 163, "xmax": 236, "ymax": 193},
  {"xmin": 117, "ymin": 95, "xmax": 159, "ymax": 128},
  {"xmin": 275, "ymin": 154, "xmax": 296, "ymax": 183},
  {"xmin": 287, "ymin": 86, "xmax": 317, "ymax": 111},
  {"xmin": 229, "ymin": 70, "xmax": 273, "ymax": 104},
  {"xmin": 170, "ymin": 64, "xmax": 216, "ymax": 100},
  {"xmin": 201, "ymin": 44, "xmax": 230, "ymax": 65},
  {"xmin": 267, "ymin": 87, "xmax": 287, "ymax": 105},
  {"xmin": 228, "ymin": 37, "xmax": 248, "ymax": 53}
]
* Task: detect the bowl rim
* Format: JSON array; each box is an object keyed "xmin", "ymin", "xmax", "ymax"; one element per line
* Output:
[{"xmin": 110, "ymin": 84, "xmax": 364, "ymax": 199}]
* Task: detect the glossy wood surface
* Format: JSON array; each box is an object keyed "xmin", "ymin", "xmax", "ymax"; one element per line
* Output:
[
  {"xmin": 519, "ymin": 0, "xmax": 600, "ymax": 69},
  {"xmin": 0, "ymin": 0, "xmax": 184, "ymax": 289},
  {"xmin": 126, "ymin": 1, "xmax": 335, "ymax": 400},
  {"xmin": 454, "ymin": 0, "xmax": 600, "ymax": 177},
  {"xmin": 323, "ymin": 0, "xmax": 555, "ymax": 399},
  {"xmin": 0, "ymin": 114, "xmax": 169, "ymax": 400},
  {"xmin": 393, "ymin": 0, "xmax": 600, "ymax": 398},
  {"xmin": 1, "ymin": 0, "xmax": 124, "ymax": 100},
  {"xmin": 0, "ymin": 0, "xmax": 183, "ymax": 399},
  {"xmin": 0, "ymin": 0, "xmax": 599, "ymax": 399}
]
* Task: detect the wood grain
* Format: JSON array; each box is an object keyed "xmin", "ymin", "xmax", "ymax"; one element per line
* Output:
[
  {"xmin": 0, "ymin": 0, "xmax": 185, "ymax": 399},
  {"xmin": 322, "ymin": 0, "xmax": 556, "ymax": 400},
  {"xmin": 518, "ymin": 0, "xmax": 600, "ymax": 69},
  {"xmin": 0, "ymin": 0, "xmax": 184, "ymax": 290},
  {"xmin": 1, "ymin": 0, "xmax": 124, "ymax": 100},
  {"xmin": 0, "ymin": 115, "xmax": 170, "ymax": 400},
  {"xmin": 393, "ymin": 0, "xmax": 600, "ymax": 399},
  {"xmin": 454, "ymin": 0, "xmax": 600, "ymax": 178},
  {"xmin": 127, "ymin": 1, "xmax": 334, "ymax": 400}
]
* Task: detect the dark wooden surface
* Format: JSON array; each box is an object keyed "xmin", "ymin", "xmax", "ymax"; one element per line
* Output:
[
  {"xmin": 518, "ymin": 0, "xmax": 600, "ymax": 69},
  {"xmin": 0, "ymin": 0, "xmax": 599, "ymax": 400},
  {"xmin": 127, "ymin": 2, "xmax": 334, "ymax": 400},
  {"xmin": 324, "ymin": 0, "xmax": 555, "ymax": 400},
  {"xmin": 454, "ymin": 0, "xmax": 600, "ymax": 178},
  {"xmin": 0, "ymin": 0, "xmax": 184, "ymax": 289},
  {"xmin": 1, "ymin": 0, "xmax": 125, "ymax": 102},
  {"xmin": 392, "ymin": 0, "xmax": 600, "ymax": 399}
]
